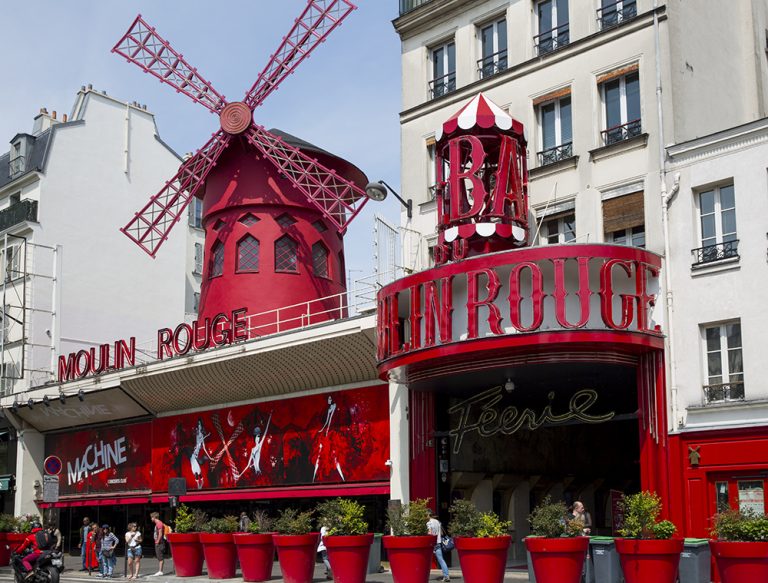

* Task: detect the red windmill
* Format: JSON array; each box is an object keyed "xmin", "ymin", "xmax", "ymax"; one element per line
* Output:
[{"xmin": 113, "ymin": 1, "xmax": 370, "ymax": 336}]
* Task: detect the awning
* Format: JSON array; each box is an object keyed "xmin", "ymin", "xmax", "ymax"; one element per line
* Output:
[
  {"xmin": 39, "ymin": 493, "xmax": 151, "ymax": 508},
  {"xmin": 436, "ymin": 93, "xmax": 525, "ymax": 142},
  {"xmin": 154, "ymin": 482, "xmax": 389, "ymax": 503}
]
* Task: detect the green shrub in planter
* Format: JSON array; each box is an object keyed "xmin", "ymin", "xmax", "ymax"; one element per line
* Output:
[
  {"xmin": 529, "ymin": 496, "xmax": 583, "ymax": 538},
  {"xmin": 386, "ymin": 499, "xmax": 430, "ymax": 536},
  {"xmin": 272, "ymin": 508, "xmax": 313, "ymax": 535},
  {"xmin": 618, "ymin": 491, "xmax": 676, "ymax": 539},
  {"xmin": 0, "ymin": 514, "xmax": 19, "ymax": 533},
  {"xmin": 316, "ymin": 498, "xmax": 368, "ymax": 536},
  {"xmin": 448, "ymin": 499, "xmax": 511, "ymax": 538},
  {"xmin": 174, "ymin": 504, "xmax": 208, "ymax": 533},
  {"xmin": 711, "ymin": 509, "xmax": 768, "ymax": 541},
  {"xmin": 246, "ymin": 510, "xmax": 272, "ymax": 534},
  {"xmin": 201, "ymin": 516, "xmax": 239, "ymax": 534},
  {"xmin": 17, "ymin": 515, "xmax": 40, "ymax": 533}
]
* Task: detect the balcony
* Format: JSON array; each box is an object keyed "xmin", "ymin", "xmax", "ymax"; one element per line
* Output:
[
  {"xmin": 537, "ymin": 142, "xmax": 573, "ymax": 167},
  {"xmin": 704, "ymin": 381, "xmax": 745, "ymax": 403},
  {"xmin": 8, "ymin": 156, "xmax": 25, "ymax": 178},
  {"xmin": 429, "ymin": 72, "xmax": 456, "ymax": 99},
  {"xmin": 602, "ymin": 119, "xmax": 642, "ymax": 145},
  {"xmin": 597, "ymin": 0, "xmax": 637, "ymax": 30},
  {"xmin": 399, "ymin": 0, "xmax": 435, "ymax": 16},
  {"xmin": 692, "ymin": 239, "xmax": 739, "ymax": 266},
  {"xmin": 0, "ymin": 199, "xmax": 38, "ymax": 232},
  {"xmin": 477, "ymin": 50, "xmax": 508, "ymax": 80},
  {"xmin": 534, "ymin": 24, "xmax": 570, "ymax": 56}
]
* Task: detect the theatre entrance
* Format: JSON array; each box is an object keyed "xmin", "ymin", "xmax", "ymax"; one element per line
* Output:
[{"xmin": 413, "ymin": 361, "xmax": 642, "ymax": 562}]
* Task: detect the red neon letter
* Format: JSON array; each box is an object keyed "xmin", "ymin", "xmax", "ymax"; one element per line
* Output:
[
  {"xmin": 508, "ymin": 262, "xmax": 545, "ymax": 332},
  {"xmin": 552, "ymin": 257, "xmax": 592, "ymax": 329},
  {"xmin": 157, "ymin": 328, "xmax": 173, "ymax": 360},
  {"xmin": 466, "ymin": 269, "xmax": 503, "ymax": 339},
  {"xmin": 599, "ymin": 259, "xmax": 635, "ymax": 330},
  {"xmin": 232, "ymin": 308, "xmax": 248, "ymax": 341},
  {"xmin": 424, "ymin": 277, "xmax": 454, "ymax": 347},
  {"xmin": 57, "ymin": 354, "xmax": 75, "ymax": 383},
  {"xmin": 448, "ymin": 135, "xmax": 487, "ymax": 222},
  {"xmin": 489, "ymin": 135, "xmax": 525, "ymax": 222}
]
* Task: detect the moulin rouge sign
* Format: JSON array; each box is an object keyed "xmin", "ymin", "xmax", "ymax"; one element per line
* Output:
[{"xmin": 57, "ymin": 308, "xmax": 249, "ymax": 383}]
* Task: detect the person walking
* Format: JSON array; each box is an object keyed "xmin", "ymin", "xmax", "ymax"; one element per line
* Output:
[
  {"xmin": 317, "ymin": 525, "xmax": 331, "ymax": 580},
  {"xmin": 125, "ymin": 523, "xmax": 142, "ymax": 580},
  {"xmin": 100, "ymin": 525, "xmax": 119, "ymax": 579},
  {"xmin": 238, "ymin": 512, "xmax": 251, "ymax": 532},
  {"xmin": 79, "ymin": 517, "xmax": 91, "ymax": 571},
  {"xmin": 427, "ymin": 511, "xmax": 450, "ymax": 583},
  {"xmin": 150, "ymin": 512, "xmax": 165, "ymax": 576}
]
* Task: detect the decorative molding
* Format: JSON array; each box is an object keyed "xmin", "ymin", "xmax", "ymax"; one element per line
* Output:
[
  {"xmin": 529, "ymin": 155, "xmax": 579, "ymax": 179},
  {"xmin": 690, "ymin": 256, "xmax": 740, "ymax": 278},
  {"xmin": 589, "ymin": 133, "xmax": 649, "ymax": 162},
  {"xmin": 667, "ymin": 117, "xmax": 768, "ymax": 166}
]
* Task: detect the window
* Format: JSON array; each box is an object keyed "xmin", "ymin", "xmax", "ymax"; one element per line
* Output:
[
  {"xmin": 274, "ymin": 235, "xmax": 298, "ymax": 273},
  {"xmin": 209, "ymin": 241, "xmax": 224, "ymax": 278},
  {"xmin": 236, "ymin": 235, "xmax": 260, "ymax": 273},
  {"xmin": 603, "ymin": 191, "xmax": 644, "ymax": 246},
  {"xmin": 703, "ymin": 321, "xmax": 744, "ymax": 403},
  {"xmin": 193, "ymin": 243, "xmax": 203, "ymax": 274},
  {"xmin": 537, "ymin": 95, "xmax": 572, "ymax": 165},
  {"xmin": 312, "ymin": 242, "xmax": 330, "ymax": 278},
  {"xmin": 1, "ymin": 304, "xmax": 10, "ymax": 343},
  {"xmin": 193, "ymin": 292, "xmax": 200, "ymax": 313},
  {"xmin": 430, "ymin": 41, "xmax": 456, "ymax": 99},
  {"xmin": 9, "ymin": 193, "xmax": 20, "ymax": 207},
  {"xmin": 610, "ymin": 226, "xmax": 645, "ymax": 247},
  {"xmin": 478, "ymin": 17, "xmax": 507, "ymax": 79},
  {"xmin": 598, "ymin": 0, "xmax": 637, "ymax": 29},
  {"xmin": 312, "ymin": 220, "xmax": 328, "ymax": 233},
  {"xmin": 535, "ymin": 0, "xmax": 569, "ymax": 55},
  {"xmin": 694, "ymin": 184, "xmax": 738, "ymax": 265},
  {"xmin": 276, "ymin": 213, "xmax": 297, "ymax": 229},
  {"xmin": 239, "ymin": 213, "xmax": 260, "ymax": 227},
  {"xmin": 541, "ymin": 213, "xmax": 576, "ymax": 244},
  {"xmin": 2, "ymin": 246, "xmax": 20, "ymax": 283},
  {"xmin": 189, "ymin": 198, "xmax": 203, "ymax": 229},
  {"xmin": 601, "ymin": 70, "xmax": 641, "ymax": 145}
]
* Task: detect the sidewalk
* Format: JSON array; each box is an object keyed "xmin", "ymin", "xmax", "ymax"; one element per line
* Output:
[{"xmin": 0, "ymin": 553, "xmax": 530, "ymax": 583}]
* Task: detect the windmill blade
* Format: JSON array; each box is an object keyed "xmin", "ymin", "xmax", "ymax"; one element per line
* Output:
[
  {"xmin": 113, "ymin": 14, "xmax": 227, "ymax": 115},
  {"xmin": 122, "ymin": 131, "xmax": 230, "ymax": 257},
  {"xmin": 245, "ymin": 125, "xmax": 368, "ymax": 232},
  {"xmin": 243, "ymin": 0, "xmax": 356, "ymax": 110}
]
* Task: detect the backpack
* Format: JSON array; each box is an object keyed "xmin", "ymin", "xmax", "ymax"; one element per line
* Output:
[
  {"xmin": 163, "ymin": 524, "xmax": 173, "ymax": 539},
  {"xmin": 35, "ymin": 530, "xmax": 53, "ymax": 551}
]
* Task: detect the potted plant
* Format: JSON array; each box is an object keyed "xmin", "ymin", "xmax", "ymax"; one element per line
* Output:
[
  {"xmin": 316, "ymin": 498, "xmax": 374, "ymax": 583},
  {"xmin": 168, "ymin": 505, "xmax": 208, "ymax": 577},
  {"xmin": 234, "ymin": 511, "xmax": 274, "ymax": 583},
  {"xmin": 709, "ymin": 508, "xmax": 768, "ymax": 582},
  {"xmin": 614, "ymin": 491, "xmax": 682, "ymax": 583},
  {"xmin": 272, "ymin": 508, "xmax": 317, "ymax": 583},
  {"xmin": 383, "ymin": 499, "xmax": 435, "ymax": 583},
  {"xmin": 0, "ymin": 515, "xmax": 24, "ymax": 566},
  {"xmin": 199, "ymin": 515, "xmax": 239, "ymax": 579},
  {"xmin": 524, "ymin": 496, "xmax": 589, "ymax": 583},
  {"xmin": 448, "ymin": 499, "xmax": 512, "ymax": 583}
]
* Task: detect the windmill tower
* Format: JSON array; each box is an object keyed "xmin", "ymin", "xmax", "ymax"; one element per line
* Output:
[{"xmin": 113, "ymin": 1, "xmax": 369, "ymax": 335}]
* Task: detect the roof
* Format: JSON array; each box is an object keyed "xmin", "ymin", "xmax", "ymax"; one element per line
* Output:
[
  {"xmin": 435, "ymin": 92, "xmax": 526, "ymax": 143},
  {"xmin": 0, "ymin": 130, "xmax": 53, "ymax": 190}
]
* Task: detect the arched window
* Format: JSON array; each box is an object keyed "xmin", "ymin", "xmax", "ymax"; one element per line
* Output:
[
  {"xmin": 312, "ymin": 242, "xmax": 329, "ymax": 279},
  {"xmin": 236, "ymin": 235, "xmax": 260, "ymax": 273},
  {"xmin": 209, "ymin": 240, "xmax": 224, "ymax": 278},
  {"xmin": 274, "ymin": 235, "xmax": 298, "ymax": 273}
]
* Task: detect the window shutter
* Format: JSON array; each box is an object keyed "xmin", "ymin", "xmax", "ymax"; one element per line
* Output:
[{"xmin": 603, "ymin": 191, "xmax": 644, "ymax": 233}]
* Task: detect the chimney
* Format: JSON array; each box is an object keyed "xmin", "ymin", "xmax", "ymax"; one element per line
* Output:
[{"xmin": 32, "ymin": 108, "xmax": 61, "ymax": 135}]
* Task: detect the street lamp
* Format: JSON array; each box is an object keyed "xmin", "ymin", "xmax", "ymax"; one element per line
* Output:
[{"xmin": 365, "ymin": 180, "xmax": 413, "ymax": 219}]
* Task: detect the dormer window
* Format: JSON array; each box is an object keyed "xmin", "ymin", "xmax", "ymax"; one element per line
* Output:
[{"xmin": 9, "ymin": 142, "xmax": 24, "ymax": 177}]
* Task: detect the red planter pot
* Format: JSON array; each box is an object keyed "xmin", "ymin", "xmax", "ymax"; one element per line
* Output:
[
  {"xmin": 167, "ymin": 533, "xmax": 204, "ymax": 577},
  {"xmin": 325, "ymin": 534, "xmax": 374, "ymax": 583},
  {"xmin": 199, "ymin": 533, "xmax": 237, "ymax": 579},
  {"xmin": 454, "ymin": 535, "xmax": 511, "ymax": 583},
  {"xmin": 383, "ymin": 535, "xmax": 437, "ymax": 583},
  {"xmin": 525, "ymin": 537, "xmax": 589, "ymax": 583},
  {"xmin": 0, "ymin": 533, "xmax": 27, "ymax": 566},
  {"xmin": 710, "ymin": 540, "xmax": 768, "ymax": 583},
  {"xmin": 234, "ymin": 533, "xmax": 275, "ymax": 582},
  {"xmin": 615, "ymin": 538, "xmax": 684, "ymax": 583},
  {"xmin": 273, "ymin": 533, "xmax": 320, "ymax": 583}
]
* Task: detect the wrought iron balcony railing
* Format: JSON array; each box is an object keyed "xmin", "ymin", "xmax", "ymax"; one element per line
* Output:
[
  {"xmin": 429, "ymin": 72, "xmax": 457, "ymax": 99},
  {"xmin": 399, "ymin": 0, "xmax": 435, "ymax": 16},
  {"xmin": 704, "ymin": 381, "xmax": 745, "ymax": 403},
  {"xmin": 8, "ymin": 156, "xmax": 25, "ymax": 178},
  {"xmin": 537, "ymin": 142, "xmax": 574, "ymax": 167},
  {"xmin": 0, "ymin": 199, "xmax": 38, "ymax": 232},
  {"xmin": 602, "ymin": 119, "xmax": 642, "ymax": 145},
  {"xmin": 534, "ymin": 24, "xmax": 570, "ymax": 56},
  {"xmin": 477, "ymin": 50, "xmax": 508, "ymax": 79},
  {"xmin": 597, "ymin": 1, "xmax": 637, "ymax": 29},
  {"xmin": 692, "ymin": 239, "xmax": 739, "ymax": 266}
]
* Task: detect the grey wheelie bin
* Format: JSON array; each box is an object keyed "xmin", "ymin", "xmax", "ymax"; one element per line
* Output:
[
  {"xmin": 678, "ymin": 538, "xmax": 710, "ymax": 583},
  {"xmin": 367, "ymin": 533, "xmax": 383, "ymax": 574},
  {"xmin": 589, "ymin": 536, "xmax": 623, "ymax": 583}
]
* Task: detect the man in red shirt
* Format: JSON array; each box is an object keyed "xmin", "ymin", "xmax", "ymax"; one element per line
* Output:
[
  {"xmin": 15, "ymin": 522, "xmax": 44, "ymax": 577},
  {"xmin": 150, "ymin": 512, "xmax": 165, "ymax": 576}
]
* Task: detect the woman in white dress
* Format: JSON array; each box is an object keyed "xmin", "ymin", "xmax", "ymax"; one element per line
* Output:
[
  {"xmin": 190, "ymin": 418, "xmax": 211, "ymax": 489},
  {"xmin": 236, "ymin": 412, "xmax": 272, "ymax": 481}
]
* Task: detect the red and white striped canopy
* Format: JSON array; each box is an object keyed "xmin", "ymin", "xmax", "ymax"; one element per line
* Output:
[{"xmin": 436, "ymin": 93, "xmax": 525, "ymax": 142}]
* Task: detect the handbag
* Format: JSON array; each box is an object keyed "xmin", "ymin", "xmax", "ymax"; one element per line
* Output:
[{"xmin": 440, "ymin": 535, "xmax": 455, "ymax": 552}]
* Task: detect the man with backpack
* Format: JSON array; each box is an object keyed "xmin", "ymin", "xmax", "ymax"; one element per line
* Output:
[{"xmin": 14, "ymin": 521, "xmax": 52, "ymax": 579}]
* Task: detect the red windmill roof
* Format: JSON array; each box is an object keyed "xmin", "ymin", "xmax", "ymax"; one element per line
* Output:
[{"xmin": 436, "ymin": 93, "xmax": 525, "ymax": 142}]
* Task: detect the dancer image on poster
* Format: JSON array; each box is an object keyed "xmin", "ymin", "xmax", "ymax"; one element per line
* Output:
[
  {"xmin": 190, "ymin": 418, "xmax": 212, "ymax": 489},
  {"xmin": 235, "ymin": 412, "xmax": 272, "ymax": 481},
  {"xmin": 312, "ymin": 396, "xmax": 345, "ymax": 483}
]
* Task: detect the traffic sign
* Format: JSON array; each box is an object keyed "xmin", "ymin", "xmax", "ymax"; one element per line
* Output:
[{"xmin": 44, "ymin": 456, "xmax": 62, "ymax": 476}]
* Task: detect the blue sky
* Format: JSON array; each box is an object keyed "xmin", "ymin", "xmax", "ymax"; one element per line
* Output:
[{"xmin": 0, "ymin": 0, "xmax": 403, "ymax": 280}]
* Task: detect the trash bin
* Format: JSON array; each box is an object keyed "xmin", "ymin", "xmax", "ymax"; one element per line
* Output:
[
  {"xmin": 367, "ymin": 533, "xmax": 383, "ymax": 574},
  {"xmin": 678, "ymin": 538, "xmax": 710, "ymax": 583},
  {"xmin": 590, "ymin": 537, "xmax": 623, "ymax": 583}
]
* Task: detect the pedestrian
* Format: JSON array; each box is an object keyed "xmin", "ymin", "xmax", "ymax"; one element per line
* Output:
[
  {"xmin": 317, "ymin": 525, "xmax": 331, "ymax": 580},
  {"xmin": 79, "ymin": 517, "xmax": 91, "ymax": 571},
  {"xmin": 125, "ymin": 522, "xmax": 142, "ymax": 580},
  {"xmin": 46, "ymin": 522, "xmax": 62, "ymax": 551},
  {"xmin": 100, "ymin": 525, "xmax": 118, "ymax": 578},
  {"xmin": 570, "ymin": 500, "xmax": 592, "ymax": 535},
  {"xmin": 85, "ymin": 523, "xmax": 100, "ymax": 573},
  {"xmin": 238, "ymin": 512, "xmax": 251, "ymax": 532},
  {"xmin": 427, "ymin": 510, "xmax": 450, "ymax": 583},
  {"xmin": 150, "ymin": 512, "xmax": 165, "ymax": 576}
]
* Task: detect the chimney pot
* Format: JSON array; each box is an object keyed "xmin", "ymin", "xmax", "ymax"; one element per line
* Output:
[
  {"xmin": 63, "ymin": 114, "xmax": 68, "ymax": 123},
  {"xmin": 81, "ymin": 85, "xmax": 86, "ymax": 91},
  {"xmin": 87, "ymin": 84, "xmax": 92, "ymax": 90},
  {"xmin": 52, "ymin": 111, "xmax": 57, "ymax": 120}
]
